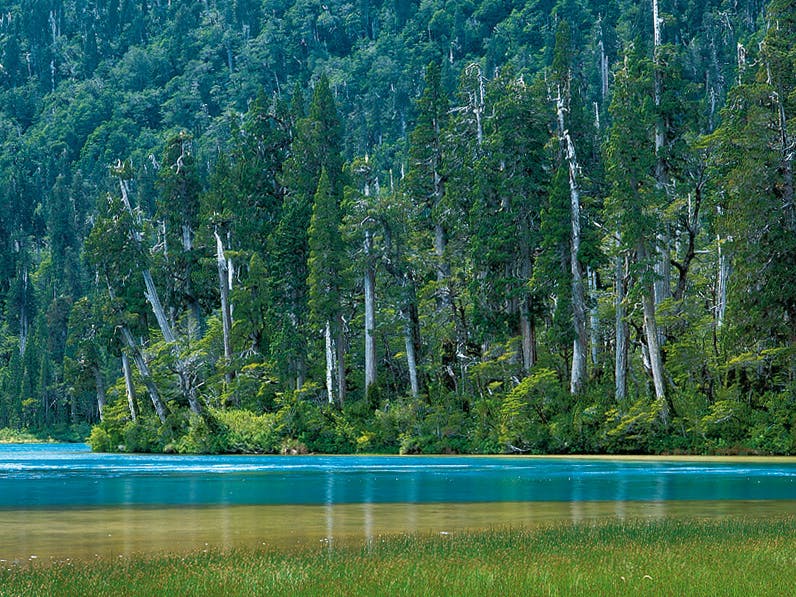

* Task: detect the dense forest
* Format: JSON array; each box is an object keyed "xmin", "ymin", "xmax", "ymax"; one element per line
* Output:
[{"xmin": 0, "ymin": 0, "xmax": 793, "ymax": 454}]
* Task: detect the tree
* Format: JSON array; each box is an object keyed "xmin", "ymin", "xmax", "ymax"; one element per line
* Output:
[
  {"xmin": 479, "ymin": 70, "xmax": 549, "ymax": 374},
  {"xmin": 273, "ymin": 76, "xmax": 346, "ymax": 390},
  {"xmin": 708, "ymin": 0, "xmax": 796, "ymax": 372},
  {"xmin": 551, "ymin": 19, "xmax": 588, "ymax": 395},
  {"xmin": 308, "ymin": 169, "xmax": 346, "ymax": 406},
  {"xmin": 604, "ymin": 47, "xmax": 668, "ymax": 420}
]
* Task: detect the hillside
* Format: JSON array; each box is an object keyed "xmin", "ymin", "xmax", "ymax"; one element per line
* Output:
[{"xmin": 0, "ymin": 0, "xmax": 793, "ymax": 454}]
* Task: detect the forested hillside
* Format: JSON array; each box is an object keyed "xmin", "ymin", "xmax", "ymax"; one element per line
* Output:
[{"xmin": 0, "ymin": 0, "xmax": 793, "ymax": 454}]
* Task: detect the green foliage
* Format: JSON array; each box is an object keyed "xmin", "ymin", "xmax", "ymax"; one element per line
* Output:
[
  {"xmin": 0, "ymin": 0, "xmax": 793, "ymax": 456},
  {"xmin": 499, "ymin": 368, "xmax": 562, "ymax": 452}
]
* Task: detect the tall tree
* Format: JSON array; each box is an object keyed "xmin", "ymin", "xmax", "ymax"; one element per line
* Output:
[
  {"xmin": 551, "ymin": 20, "xmax": 589, "ymax": 395},
  {"xmin": 273, "ymin": 76, "xmax": 346, "ymax": 390},
  {"xmin": 708, "ymin": 0, "xmax": 796, "ymax": 366},
  {"xmin": 308, "ymin": 169, "xmax": 346, "ymax": 406},
  {"xmin": 605, "ymin": 47, "xmax": 668, "ymax": 419}
]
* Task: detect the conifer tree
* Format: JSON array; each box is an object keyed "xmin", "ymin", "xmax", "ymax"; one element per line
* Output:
[
  {"xmin": 273, "ymin": 75, "xmax": 346, "ymax": 390},
  {"xmin": 308, "ymin": 168, "xmax": 346, "ymax": 406},
  {"xmin": 605, "ymin": 46, "xmax": 668, "ymax": 419}
]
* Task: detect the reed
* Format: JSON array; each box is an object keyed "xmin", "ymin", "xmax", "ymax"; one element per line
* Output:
[{"xmin": 1, "ymin": 517, "xmax": 794, "ymax": 596}]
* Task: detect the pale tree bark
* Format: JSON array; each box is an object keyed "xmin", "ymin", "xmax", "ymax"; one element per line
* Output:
[
  {"xmin": 652, "ymin": 0, "xmax": 671, "ymax": 315},
  {"xmin": 382, "ymin": 217, "xmax": 421, "ymax": 399},
  {"xmin": 336, "ymin": 313, "xmax": 346, "ymax": 407},
  {"xmin": 588, "ymin": 267, "xmax": 599, "ymax": 367},
  {"xmin": 19, "ymin": 265, "xmax": 29, "ymax": 356},
  {"xmin": 637, "ymin": 242, "xmax": 667, "ymax": 421},
  {"xmin": 121, "ymin": 351, "xmax": 138, "ymax": 422},
  {"xmin": 119, "ymin": 325, "xmax": 168, "ymax": 423},
  {"xmin": 363, "ymin": 227, "xmax": 377, "ymax": 393},
  {"xmin": 117, "ymin": 175, "xmax": 204, "ymax": 415},
  {"xmin": 716, "ymin": 232, "xmax": 730, "ymax": 330},
  {"xmin": 519, "ymin": 237, "xmax": 536, "ymax": 373},
  {"xmin": 556, "ymin": 84, "xmax": 588, "ymax": 395},
  {"xmin": 597, "ymin": 17, "xmax": 609, "ymax": 104},
  {"xmin": 405, "ymin": 320, "xmax": 420, "ymax": 399},
  {"xmin": 324, "ymin": 320, "xmax": 334, "ymax": 405},
  {"xmin": 614, "ymin": 247, "xmax": 629, "ymax": 402},
  {"xmin": 214, "ymin": 230, "xmax": 234, "ymax": 391},
  {"xmin": 118, "ymin": 176, "xmax": 177, "ymax": 344},
  {"xmin": 93, "ymin": 365, "xmax": 107, "ymax": 422}
]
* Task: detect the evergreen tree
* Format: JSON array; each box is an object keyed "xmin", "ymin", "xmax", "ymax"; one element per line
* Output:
[
  {"xmin": 308, "ymin": 168, "xmax": 346, "ymax": 406},
  {"xmin": 604, "ymin": 45, "xmax": 668, "ymax": 419}
]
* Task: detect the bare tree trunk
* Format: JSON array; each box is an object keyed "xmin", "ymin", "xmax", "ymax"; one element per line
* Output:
[
  {"xmin": 336, "ymin": 315, "xmax": 346, "ymax": 408},
  {"xmin": 405, "ymin": 324, "xmax": 420, "ymax": 399},
  {"xmin": 520, "ymin": 306, "xmax": 537, "ymax": 373},
  {"xmin": 122, "ymin": 351, "xmax": 138, "ymax": 422},
  {"xmin": 215, "ymin": 230, "xmax": 234, "ymax": 391},
  {"xmin": 556, "ymin": 86, "xmax": 588, "ymax": 394},
  {"xmin": 519, "ymin": 238, "xmax": 536, "ymax": 373},
  {"xmin": 19, "ymin": 265, "xmax": 29, "ymax": 356},
  {"xmin": 637, "ymin": 243, "xmax": 667, "ymax": 422},
  {"xmin": 652, "ymin": 0, "xmax": 671, "ymax": 323},
  {"xmin": 716, "ymin": 235, "xmax": 730, "ymax": 329},
  {"xmin": 324, "ymin": 320, "xmax": 334, "ymax": 405},
  {"xmin": 588, "ymin": 267, "xmax": 599, "ymax": 366},
  {"xmin": 93, "ymin": 365, "xmax": 107, "ymax": 422},
  {"xmin": 364, "ymin": 228, "xmax": 377, "ymax": 394},
  {"xmin": 118, "ymin": 177, "xmax": 177, "ymax": 344},
  {"xmin": 614, "ymin": 249, "xmax": 628, "ymax": 402},
  {"xmin": 597, "ymin": 17, "xmax": 609, "ymax": 104},
  {"xmin": 119, "ymin": 325, "xmax": 168, "ymax": 423}
]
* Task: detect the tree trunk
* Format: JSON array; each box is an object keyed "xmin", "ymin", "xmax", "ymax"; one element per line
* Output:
[
  {"xmin": 652, "ymin": 0, "xmax": 671, "ymax": 317},
  {"xmin": 598, "ymin": 18, "xmax": 609, "ymax": 104},
  {"xmin": 637, "ymin": 243, "xmax": 667, "ymax": 421},
  {"xmin": 557, "ymin": 87, "xmax": 588, "ymax": 394},
  {"xmin": 588, "ymin": 267, "xmax": 600, "ymax": 367},
  {"xmin": 119, "ymin": 325, "xmax": 168, "ymax": 423},
  {"xmin": 614, "ymin": 250, "xmax": 628, "ymax": 402},
  {"xmin": 324, "ymin": 320, "xmax": 334, "ymax": 405},
  {"xmin": 142, "ymin": 269, "xmax": 176, "ymax": 343},
  {"xmin": 520, "ymin": 306, "xmax": 537, "ymax": 373},
  {"xmin": 215, "ymin": 230, "xmax": 234, "ymax": 391},
  {"xmin": 363, "ymin": 228, "xmax": 377, "ymax": 394},
  {"xmin": 405, "ymin": 324, "xmax": 420, "ymax": 399},
  {"xmin": 122, "ymin": 351, "xmax": 138, "ymax": 422},
  {"xmin": 19, "ymin": 265, "xmax": 29, "ymax": 356},
  {"xmin": 336, "ymin": 316, "xmax": 346, "ymax": 408},
  {"xmin": 93, "ymin": 365, "xmax": 107, "ymax": 422},
  {"xmin": 717, "ymin": 236, "xmax": 730, "ymax": 330},
  {"xmin": 519, "ymin": 238, "xmax": 536, "ymax": 373}
]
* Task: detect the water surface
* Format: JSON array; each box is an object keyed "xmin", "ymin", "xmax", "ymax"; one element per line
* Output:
[{"xmin": 2, "ymin": 443, "xmax": 794, "ymax": 562}]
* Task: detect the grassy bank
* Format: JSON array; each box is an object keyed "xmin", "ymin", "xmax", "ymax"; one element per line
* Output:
[{"xmin": 2, "ymin": 517, "xmax": 794, "ymax": 596}]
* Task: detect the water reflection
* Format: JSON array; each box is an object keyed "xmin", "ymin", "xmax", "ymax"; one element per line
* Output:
[{"xmin": 2, "ymin": 500, "xmax": 796, "ymax": 564}]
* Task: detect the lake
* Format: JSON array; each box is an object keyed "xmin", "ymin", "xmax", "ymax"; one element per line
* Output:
[{"xmin": 1, "ymin": 443, "xmax": 795, "ymax": 563}]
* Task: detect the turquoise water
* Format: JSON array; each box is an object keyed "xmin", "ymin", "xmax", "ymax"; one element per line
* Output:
[{"xmin": 2, "ymin": 443, "xmax": 795, "ymax": 508}]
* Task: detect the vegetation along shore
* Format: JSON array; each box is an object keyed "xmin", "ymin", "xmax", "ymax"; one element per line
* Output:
[{"xmin": 0, "ymin": 1, "xmax": 794, "ymax": 455}]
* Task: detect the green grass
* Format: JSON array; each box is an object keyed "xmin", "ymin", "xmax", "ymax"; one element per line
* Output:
[{"xmin": 1, "ymin": 517, "xmax": 794, "ymax": 596}]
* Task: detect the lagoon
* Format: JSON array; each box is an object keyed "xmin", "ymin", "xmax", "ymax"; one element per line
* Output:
[{"xmin": 1, "ymin": 443, "xmax": 795, "ymax": 562}]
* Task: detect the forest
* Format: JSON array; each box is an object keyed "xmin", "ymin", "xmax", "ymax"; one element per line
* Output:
[{"xmin": 0, "ymin": 0, "xmax": 793, "ymax": 454}]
